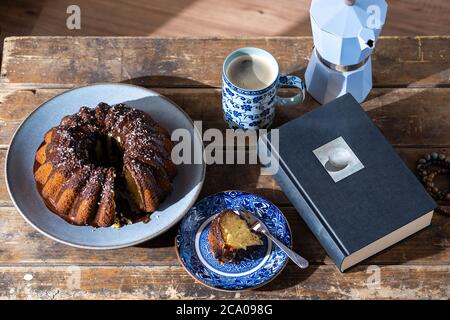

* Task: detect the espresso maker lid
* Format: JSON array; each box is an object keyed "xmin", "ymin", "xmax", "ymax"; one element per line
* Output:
[
  {"xmin": 310, "ymin": 0, "xmax": 387, "ymax": 66},
  {"xmin": 311, "ymin": 0, "xmax": 387, "ymax": 40}
]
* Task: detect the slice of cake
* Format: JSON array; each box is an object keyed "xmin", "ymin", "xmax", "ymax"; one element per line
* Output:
[{"xmin": 208, "ymin": 210, "xmax": 263, "ymax": 263}]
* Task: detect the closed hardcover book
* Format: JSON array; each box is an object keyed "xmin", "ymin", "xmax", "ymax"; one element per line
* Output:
[{"xmin": 259, "ymin": 93, "xmax": 437, "ymax": 271}]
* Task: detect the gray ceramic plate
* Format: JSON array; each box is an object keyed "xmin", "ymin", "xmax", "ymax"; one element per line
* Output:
[{"xmin": 5, "ymin": 83, "xmax": 205, "ymax": 249}]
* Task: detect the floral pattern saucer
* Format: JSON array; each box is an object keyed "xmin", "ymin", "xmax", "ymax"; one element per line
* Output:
[{"xmin": 176, "ymin": 191, "xmax": 291, "ymax": 291}]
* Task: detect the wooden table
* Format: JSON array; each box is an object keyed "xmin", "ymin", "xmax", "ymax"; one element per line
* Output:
[{"xmin": 0, "ymin": 36, "xmax": 449, "ymax": 300}]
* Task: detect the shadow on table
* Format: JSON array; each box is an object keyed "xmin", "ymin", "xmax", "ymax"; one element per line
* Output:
[
  {"xmin": 257, "ymin": 202, "xmax": 326, "ymax": 291},
  {"xmin": 0, "ymin": 1, "xmax": 44, "ymax": 65},
  {"xmin": 257, "ymin": 263, "xmax": 320, "ymax": 292},
  {"xmin": 344, "ymin": 213, "xmax": 448, "ymax": 274},
  {"xmin": 120, "ymin": 75, "xmax": 215, "ymax": 88},
  {"xmin": 136, "ymin": 223, "xmax": 179, "ymax": 249}
]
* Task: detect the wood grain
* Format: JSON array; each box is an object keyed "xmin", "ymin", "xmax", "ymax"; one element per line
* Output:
[
  {"xmin": 1, "ymin": 37, "xmax": 450, "ymax": 88},
  {"xmin": 0, "ymin": 205, "xmax": 448, "ymax": 266},
  {"xmin": 1, "ymin": 0, "xmax": 449, "ymax": 38},
  {"xmin": 2, "ymin": 147, "xmax": 450, "ymax": 206},
  {"xmin": 1, "ymin": 36, "xmax": 449, "ymax": 300},
  {"xmin": 0, "ymin": 265, "xmax": 448, "ymax": 300},
  {"xmin": 1, "ymin": 87, "xmax": 450, "ymax": 148},
  {"xmin": 1, "ymin": 146, "xmax": 448, "ymax": 267}
]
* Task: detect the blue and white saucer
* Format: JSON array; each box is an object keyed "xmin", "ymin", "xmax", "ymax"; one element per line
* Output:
[{"xmin": 176, "ymin": 191, "xmax": 291, "ymax": 291}]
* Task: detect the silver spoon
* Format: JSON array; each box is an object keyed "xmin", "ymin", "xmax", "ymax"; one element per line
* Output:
[{"xmin": 234, "ymin": 208, "xmax": 309, "ymax": 269}]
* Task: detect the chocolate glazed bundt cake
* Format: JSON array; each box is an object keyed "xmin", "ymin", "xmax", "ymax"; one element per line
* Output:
[{"xmin": 34, "ymin": 102, "xmax": 177, "ymax": 227}]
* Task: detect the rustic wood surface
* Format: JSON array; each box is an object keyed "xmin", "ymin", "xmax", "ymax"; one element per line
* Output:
[
  {"xmin": 0, "ymin": 36, "xmax": 449, "ymax": 300},
  {"xmin": 2, "ymin": 1, "xmax": 449, "ymax": 38}
]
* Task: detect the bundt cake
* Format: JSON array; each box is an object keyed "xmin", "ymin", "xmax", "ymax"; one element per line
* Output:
[
  {"xmin": 209, "ymin": 210, "xmax": 262, "ymax": 263},
  {"xmin": 34, "ymin": 102, "xmax": 177, "ymax": 227}
]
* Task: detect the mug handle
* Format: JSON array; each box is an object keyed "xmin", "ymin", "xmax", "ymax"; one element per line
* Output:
[{"xmin": 276, "ymin": 75, "xmax": 305, "ymax": 107}]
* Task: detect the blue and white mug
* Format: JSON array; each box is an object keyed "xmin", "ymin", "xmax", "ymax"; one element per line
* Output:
[{"xmin": 222, "ymin": 47, "xmax": 305, "ymax": 129}]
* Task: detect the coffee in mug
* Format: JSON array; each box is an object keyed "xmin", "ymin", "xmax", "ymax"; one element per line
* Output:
[
  {"xmin": 222, "ymin": 47, "xmax": 306, "ymax": 129},
  {"xmin": 226, "ymin": 54, "xmax": 277, "ymax": 91}
]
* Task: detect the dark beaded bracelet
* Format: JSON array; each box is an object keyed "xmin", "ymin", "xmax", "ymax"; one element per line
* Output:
[
  {"xmin": 436, "ymin": 206, "xmax": 450, "ymax": 217},
  {"xmin": 417, "ymin": 152, "xmax": 450, "ymax": 201}
]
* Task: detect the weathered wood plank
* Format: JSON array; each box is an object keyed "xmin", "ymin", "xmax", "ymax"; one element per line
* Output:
[
  {"xmin": 1, "ymin": 36, "xmax": 449, "ymax": 300},
  {"xmin": 1, "ymin": 148, "xmax": 448, "ymax": 266},
  {"xmin": 1, "ymin": 147, "xmax": 449, "ymax": 206},
  {"xmin": 0, "ymin": 205, "xmax": 448, "ymax": 266},
  {"xmin": 2, "ymin": 37, "xmax": 450, "ymax": 88},
  {"xmin": 0, "ymin": 147, "xmax": 448, "ymax": 266},
  {"xmin": 0, "ymin": 150, "xmax": 6, "ymax": 206},
  {"xmin": 0, "ymin": 265, "xmax": 448, "ymax": 299},
  {"xmin": 1, "ymin": 87, "xmax": 450, "ymax": 148},
  {"xmin": 2, "ymin": 0, "xmax": 449, "ymax": 39}
]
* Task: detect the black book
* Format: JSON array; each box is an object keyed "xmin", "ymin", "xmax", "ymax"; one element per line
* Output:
[{"xmin": 259, "ymin": 94, "xmax": 437, "ymax": 271}]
